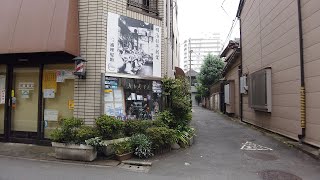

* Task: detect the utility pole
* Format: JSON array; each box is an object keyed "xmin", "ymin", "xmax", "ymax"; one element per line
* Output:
[{"xmin": 189, "ymin": 39, "xmax": 193, "ymax": 92}]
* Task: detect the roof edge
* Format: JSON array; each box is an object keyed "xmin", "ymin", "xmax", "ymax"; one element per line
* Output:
[{"xmin": 236, "ymin": 0, "xmax": 245, "ymax": 18}]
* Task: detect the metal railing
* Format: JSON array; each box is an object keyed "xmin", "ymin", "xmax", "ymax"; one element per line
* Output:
[{"xmin": 127, "ymin": 0, "xmax": 159, "ymax": 16}]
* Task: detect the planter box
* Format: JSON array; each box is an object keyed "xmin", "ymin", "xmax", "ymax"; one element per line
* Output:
[
  {"xmin": 102, "ymin": 137, "xmax": 130, "ymax": 156},
  {"xmin": 115, "ymin": 152, "xmax": 133, "ymax": 161},
  {"xmin": 52, "ymin": 142, "xmax": 97, "ymax": 162},
  {"xmin": 189, "ymin": 136, "xmax": 194, "ymax": 146},
  {"xmin": 154, "ymin": 145, "xmax": 171, "ymax": 155}
]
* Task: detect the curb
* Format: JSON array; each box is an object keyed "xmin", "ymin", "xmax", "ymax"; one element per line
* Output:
[
  {"xmin": 0, "ymin": 154, "xmax": 119, "ymax": 168},
  {"xmin": 122, "ymin": 160, "xmax": 152, "ymax": 166}
]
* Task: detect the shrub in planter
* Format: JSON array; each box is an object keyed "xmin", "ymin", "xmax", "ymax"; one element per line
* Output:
[
  {"xmin": 113, "ymin": 140, "xmax": 133, "ymax": 161},
  {"xmin": 75, "ymin": 126, "xmax": 99, "ymax": 144},
  {"xmin": 124, "ymin": 120, "xmax": 153, "ymax": 136},
  {"xmin": 175, "ymin": 126, "xmax": 196, "ymax": 147},
  {"xmin": 50, "ymin": 118, "xmax": 84, "ymax": 143},
  {"xmin": 50, "ymin": 118, "xmax": 99, "ymax": 162},
  {"xmin": 130, "ymin": 134, "xmax": 153, "ymax": 159},
  {"xmin": 146, "ymin": 127, "xmax": 176, "ymax": 150},
  {"xmin": 85, "ymin": 137, "xmax": 105, "ymax": 153},
  {"xmin": 96, "ymin": 115, "xmax": 124, "ymax": 140}
]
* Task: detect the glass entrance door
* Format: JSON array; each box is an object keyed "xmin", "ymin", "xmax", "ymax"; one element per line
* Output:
[{"xmin": 10, "ymin": 67, "xmax": 39, "ymax": 138}]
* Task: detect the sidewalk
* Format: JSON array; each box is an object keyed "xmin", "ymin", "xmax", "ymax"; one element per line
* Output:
[{"xmin": 0, "ymin": 142, "xmax": 119, "ymax": 167}]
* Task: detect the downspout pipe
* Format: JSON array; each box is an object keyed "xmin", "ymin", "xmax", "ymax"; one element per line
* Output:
[
  {"xmin": 297, "ymin": 0, "xmax": 306, "ymax": 143},
  {"xmin": 239, "ymin": 18, "xmax": 243, "ymax": 123}
]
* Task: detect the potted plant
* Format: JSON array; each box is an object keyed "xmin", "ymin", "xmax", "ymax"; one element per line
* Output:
[
  {"xmin": 50, "ymin": 118, "xmax": 99, "ymax": 162},
  {"xmin": 113, "ymin": 140, "xmax": 133, "ymax": 161}
]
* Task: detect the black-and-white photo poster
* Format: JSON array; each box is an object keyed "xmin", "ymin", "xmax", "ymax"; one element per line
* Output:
[{"xmin": 106, "ymin": 12, "xmax": 162, "ymax": 78}]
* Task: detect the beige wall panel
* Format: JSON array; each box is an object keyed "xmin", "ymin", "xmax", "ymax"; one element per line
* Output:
[
  {"xmin": 262, "ymin": 14, "xmax": 298, "ymax": 48},
  {"xmin": 260, "ymin": 40, "xmax": 299, "ymax": 68},
  {"xmin": 305, "ymin": 123, "xmax": 320, "ymax": 146},
  {"xmin": 272, "ymin": 106, "xmax": 300, "ymax": 121},
  {"xmin": 272, "ymin": 66, "xmax": 300, "ymax": 84},
  {"xmin": 262, "ymin": 28, "xmax": 299, "ymax": 58},
  {"xmin": 301, "ymin": 0, "xmax": 320, "ymax": 20},
  {"xmin": 303, "ymin": 26, "xmax": 320, "ymax": 48},
  {"xmin": 272, "ymin": 94, "xmax": 300, "ymax": 107},
  {"xmin": 302, "ymin": 9, "xmax": 320, "ymax": 34},
  {"xmin": 272, "ymin": 80, "xmax": 300, "ymax": 95},
  {"xmin": 304, "ymin": 59, "xmax": 320, "ymax": 78},
  {"xmin": 260, "ymin": 0, "xmax": 296, "ymax": 30},
  {"xmin": 303, "ymin": 42, "xmax": 320, "ymax": 63},
  {"xmin": 268, "ymin": 53, "xmax": 300, "ymax": 73},
  {"xmin": 306, "ymin": 108, "xmax": 320, "ymax": 124},
  {"xmin": 306, "ymin": 92, "xmax": 320, "ymax": 108}
]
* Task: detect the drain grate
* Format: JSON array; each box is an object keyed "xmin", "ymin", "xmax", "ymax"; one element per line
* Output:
[
  {"xmin": 245, "ymin": 152, "xmax": 278, "ymax": 161},
  {"xmin": 118, "ymin": 163, "xmax": 151, "ymax": 173},
  {"xmin": 258, "ymin": 170, "xmax": 302, "ymax": 180}
]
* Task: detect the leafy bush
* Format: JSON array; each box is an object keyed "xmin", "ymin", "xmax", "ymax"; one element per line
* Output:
[
  {"xmin": 124, "ymin": 120, "xmax": 153, "ymax": 136},
  {"xmin": 96, "ymin": 115, "xmax": 124, "ymax": 140},
  {"xmin": 50, "ymin": 118, "xmax": 98, "ymax": 144},
  {"xmin": 152, "ymin": 119, "xmax": 169, "ymax": 128},
  {"xmin": 146, "ymin": 127, "xmax": 176, "ymax": 149},
  {"xmin": 50, "ymin": 118, "xmax": 83, "ymax": 143},
  {"xmin": 156, "ymin": 110, "xmax": 174, "ymax": 127},
  {"xmin": 162, "ymin": 77, "xmax": 192, "ymax": 129},
  {"xmin": 85, "ymin": 137, "xmax": 105, "ymax": 152},
  {"xmin": 130, "ymin": 134, "xmax": 153, "ymax": 159},
  {"xmin": 75, "ymin": 126, "xmax": 98, "ymax": 144},
  {"xmin": 175, "ymin": 126, "xmax": 196, "ymax": 147},
  {"xmin": 113, "ymin": 140, "xmax": 132, "ymax": 155}
]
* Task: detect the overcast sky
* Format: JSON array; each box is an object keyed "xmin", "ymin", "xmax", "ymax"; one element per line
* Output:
[{"xmin": 177, "ymin": 0, "xmax": 240, "ymax": 67}]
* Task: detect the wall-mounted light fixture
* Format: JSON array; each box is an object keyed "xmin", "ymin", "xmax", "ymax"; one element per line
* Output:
[{"xmin": 73, "ymin": 57, "xmax": 87, "ymax": 79}]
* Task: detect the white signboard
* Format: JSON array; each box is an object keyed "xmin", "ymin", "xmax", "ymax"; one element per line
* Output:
[
  {"xmin": 106, "ymin": 12, "xmax": 162, "ymax": 78},
  {"xmin": 44, "ymin": 109, "xmax": 59, "ymax": 121},
  {"xmin": 18, "ymin": 82, "xmax": 34, "ymax": 90},
  {"xmin": 0, "ymin": 89, "xmax": 5, "ymax": 104}
]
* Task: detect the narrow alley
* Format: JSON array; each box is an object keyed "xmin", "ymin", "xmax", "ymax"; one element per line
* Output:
[{"xmin": 1, "ymin": 106, "xmax": 319, "ymax": 180}]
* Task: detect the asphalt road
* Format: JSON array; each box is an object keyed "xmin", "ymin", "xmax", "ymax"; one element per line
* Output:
[{"xmin": 1, "ymin": 106, "xmax": 320, "ymax": 180}]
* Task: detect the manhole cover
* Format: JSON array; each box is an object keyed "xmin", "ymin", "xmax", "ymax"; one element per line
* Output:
[
  {"xmin": 245, "ymin": 152, "xmax": 278, "ymax": 161},
  {"xmin": 258, "ymin": 170, "xmax": 302, "ymax": 180}
]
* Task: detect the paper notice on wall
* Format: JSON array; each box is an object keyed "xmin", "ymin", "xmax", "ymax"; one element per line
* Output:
[
  {"xmin": 114, "ymin": 102, "xmax": 124, "ymax": 116},
  {"xmin": 43, "ymin": 71, "xmax": 57, "ymax": 91},
  {"xmin": 56, "ymin": 70, "xmax": 65, "ymax": 83},
  {"xmin": 104, "ymin": 92, "xmax": 114, "ymax": 102},
  {"xmin": 44, "ymin": 109, "xmax": 59, "ymax": 121},
  {"xmin": 0, "ymin": 89, "xmax": 5, "ymax": 104},
  {"xmin": 43, "ymin": 89, "xmax": 55, "ymax": 99},
  {"xmin": 105, "ymin": 103, "xmax": 115, "ymax": 116},
  {"xmin": 21, "ymin": 90, "xmax": 30, "ymax": 99},
  {"xmin": 114, "ymin": 89, "xmax": 123, "ymax": 101},
  {"xmin": 68, "ymin": 100, "xmax": 74, "ymax": 110}
]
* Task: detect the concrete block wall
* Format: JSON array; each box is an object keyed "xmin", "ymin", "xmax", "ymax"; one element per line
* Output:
[{"xmin": 75, "ymin": 0, "xmax": 168, "ymax": 124}]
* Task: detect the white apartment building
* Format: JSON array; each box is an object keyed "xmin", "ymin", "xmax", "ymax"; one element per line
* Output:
[{"xmin": 183, "ymin": 33, "xmax": 222, "ymax": 72}]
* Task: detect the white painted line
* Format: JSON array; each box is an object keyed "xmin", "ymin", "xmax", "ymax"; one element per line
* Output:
[{"xmin": 241, "ymin": 141, "xmax": 273, "ymax": 151}]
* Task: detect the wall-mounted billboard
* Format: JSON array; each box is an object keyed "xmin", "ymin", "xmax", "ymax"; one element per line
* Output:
[{"xmin": 106, "ymin": 12, "xmax": 162, "ymax": 78}]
